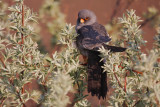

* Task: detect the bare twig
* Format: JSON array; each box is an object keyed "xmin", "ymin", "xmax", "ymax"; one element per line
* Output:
[
  {"xmin": 113, "ymin": 71, "xmax": 123, "ymax": 89},
  {"xmin": 16, "ymin": 90, "xmax": 26, "ymax": 107},
  {"xmin": 0, "ymin": 97, "xmax": 6, "ymax": 107},
  {"xmin": 75, "ymin": 71, "xmax": 81, "ymax": 94},
  {"xmin": 124, "ymin": 0, "xmax": 135, "ymax": 10},
  {"xmin": 132, "ymin": 69, "xmax": 143, "ymax": 75},
  {"xmin": 42, "ymin": 72, "xmax": 50, "ymax": 92},
  {"xmin": 21, "ymin": 2, "xmax": 24, "ymax": 44},
  {"xmin": 18, "ymin": 35, "xmax": 30, "ymax": 45},
  {"xmin": 0, "ymin": 58, "xmax": 6, "ymax": 68},
  {"xmin": 141, "ymin": 13, "xmax": 159, "ymax": 28},
  {"xmin": 110, "ymin": 0, "xmax": 121, "ymax": 21},
  {"xmin": 117, "ymin": 64, "xmax": 143, "ymax": 75},
  {"xmin": 20, "ymin": 1, "xmax": 25, "ymax": 103},
  {"xmin": 124, "ymin": 72, "xmax": 127, "ymax": 93}
]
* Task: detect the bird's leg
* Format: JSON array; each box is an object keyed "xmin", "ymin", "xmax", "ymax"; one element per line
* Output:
[{"xmin": 80, "ymin": 55, "xmax": 88, "ymax": 66}]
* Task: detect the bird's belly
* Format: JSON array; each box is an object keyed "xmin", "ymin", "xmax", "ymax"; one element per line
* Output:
[
  {"xmin": 77, "ymin": 46, "xmax": 88, "ymax": 57},
  {"xmin": 78, "ymin": 47, "xmax": 89, "ymax": 57},
  {"xmin": 76, "ymin": 42, "xmax": 89, "ymax": 57}
]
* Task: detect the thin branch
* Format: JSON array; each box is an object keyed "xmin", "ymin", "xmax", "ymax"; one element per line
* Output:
[
  {"xmin": 18, "ymin": 35, "xmax": 30, "ymax": 45},
  {"xmin": 21, "ymin": 86, "xmax": 25, "ymax": 95},
  {"xmin": 117, "ymin": 64, "xmax": 143, "ymax": 75},
  {"xmin": 124, "ymin": 0, "xmax": 135, "ymax": 10},
  {"xmin": 0, "ymin": 97, "xmax": 6, "ymax": 107},
  {"xmin": 133, "ymin": 100, "xmax": 141, "ymax": 107},
  {"xmin": 123, "ymin": 101, "xmax": 128, "ymax": 107},
  {"xmin": 16, "ymin": 90, "xmax": 26, "ymax": 107},
  {"xmin": 75, "ymin": 72, "xmax": 81, "ymax": 94},
  {"xmin": 132, "ymin": 70, "xmax": 143, "ymax": 75},
  {"xmin": 20, "ymin": 1, "xmax": 26, "ymax": 101},
  {"xmin": 21, "ymin": 2, "xmax": 24, "ymax": 44},
  {"xmin": 110, "ymin": 0, "xmax": 121, "ymax": 21},
  {"xmin": 141, "ymin": 13, "xmax": 159, "ymax": 28},
  {"xmin": 42, "ymin": 72, "xmax": 50, "ymax": 92},
  {"xmin": 0, "ymin": 58, "xmax": 6, "ymax": 68},
  {"xmin": 44, "ymin": 65, "xmax": 50, "ymax": 67},
  {"xmin": 124, "ymin": 72, "xmax": 127, "ymax": 93},
  {"xmin": 113, "ymin": 71, "xmax": 123, "ymax": 89}
]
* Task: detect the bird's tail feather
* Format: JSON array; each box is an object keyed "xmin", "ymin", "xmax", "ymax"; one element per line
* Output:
[
  {"xmin": 87, "ymin": 51, "xmax": 107, "ymax": 99},
  {"xmin": 104, "ymin": 44, "xmax": 127, "ymax": 52}
]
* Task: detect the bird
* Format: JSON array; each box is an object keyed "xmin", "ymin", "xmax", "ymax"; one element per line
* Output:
[{"xmin": 75, "ymin": 9, "xmax": 126, "ymax": 99}]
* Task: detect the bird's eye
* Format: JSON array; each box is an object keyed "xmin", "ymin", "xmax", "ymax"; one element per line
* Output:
[
  {"xmin": 85, "ymin": 17, "xmax": 89, "ymax": 20},
  {"xmin": 79, "ymin": 17, "xmax": 89, "ymax": 23}
]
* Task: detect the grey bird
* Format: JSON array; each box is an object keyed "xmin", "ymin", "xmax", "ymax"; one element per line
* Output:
[{"xmin": 75, "ymin": 9, "xmax": 126, "ymax": 99}]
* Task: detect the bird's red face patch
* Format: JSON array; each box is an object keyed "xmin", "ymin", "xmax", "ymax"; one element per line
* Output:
[
  {"xmin": 80, "ymin": 17, "xmax": 90, "ymax": 23},
  {"xmin": 85, "ymin": 17, "xmax": 89, "ymax": 20}
]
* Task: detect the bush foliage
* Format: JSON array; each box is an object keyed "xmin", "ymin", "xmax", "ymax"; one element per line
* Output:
[{"xmin": 0, "ymin": 0, "xmax": 160, "ymax": 107}]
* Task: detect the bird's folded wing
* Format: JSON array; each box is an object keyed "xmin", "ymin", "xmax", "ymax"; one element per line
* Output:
[
  {"xmin": 79, "ymin": 25, "xmax": 111, "ymax": 50},
  {"xmin": 101, "ymin": 44, "xmax": 127, "ymax": 52},
  {"xmin": 82, "ymin": 37, "xmax": 104, "ymax": 50},
  {"xmin": 82, "ymin": 35, "xmax": 126, "ymax": 52}
]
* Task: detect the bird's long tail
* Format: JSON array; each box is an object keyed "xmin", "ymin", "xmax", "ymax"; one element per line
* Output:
[
  {"xmin": 87, "ymin": 46, "xmax": 126, "ymax": 99},
  {"xmin": 87, "ymin": 51, "xmax": 107, "ymax": 99},
  {"xmin": 92, "ymin": 44, "xmax": 127, "ymax": 52},
  {"xmin": 104, "ymin": 44, "xmax": 127, "ymax": 52}
]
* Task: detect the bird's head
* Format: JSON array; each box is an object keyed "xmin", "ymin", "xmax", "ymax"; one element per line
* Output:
[{"xmin": 76, "ymin": 9, "xmax": 97, "ymax": 30}]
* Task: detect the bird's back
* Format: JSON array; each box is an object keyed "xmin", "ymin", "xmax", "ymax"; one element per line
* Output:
[
  {"xmin": 77, "ymin": 22, "xmax": 111, "ymax": 43},
  {"xmin": 76, "ymin": 22, "xmax": 111, "ymax": 56}
]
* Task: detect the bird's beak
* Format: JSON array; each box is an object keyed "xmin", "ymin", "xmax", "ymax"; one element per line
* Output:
[{"xmin": 80, "ymin": 18, "xmax": 85, "ymax": 23}]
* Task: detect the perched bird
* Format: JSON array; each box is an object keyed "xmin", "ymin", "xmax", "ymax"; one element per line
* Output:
[{"xmin": 75, "ymin": 9, "xmax": 126, "ymax": 99}]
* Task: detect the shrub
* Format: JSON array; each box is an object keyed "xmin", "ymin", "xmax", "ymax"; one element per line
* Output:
[{"xmin": 0, "ymin": 0, "xmax": 159, "ymax": 107}]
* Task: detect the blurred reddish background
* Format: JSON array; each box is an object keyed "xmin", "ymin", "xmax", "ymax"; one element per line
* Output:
[
  {"xmin": 5, "ymin": 0, "xmax": 160, "ymax": 53},
  {"xmin": 4, "ymin": 0, "xmax": 160, "ymax": 106}
]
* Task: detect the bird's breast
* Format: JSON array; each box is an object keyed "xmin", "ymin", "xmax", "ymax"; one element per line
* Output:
[{"xmin": 76, "ymin": 36, "xmax": 89, "ymax": 57}]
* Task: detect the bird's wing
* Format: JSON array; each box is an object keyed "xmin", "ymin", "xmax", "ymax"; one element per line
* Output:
[
  {"xmin": 77, "ymin": 23, "xmax": 126, "ymax": 52},
  {"xmin": 78, "ymin": 23, "xmax": 111, "ymax": 50}
]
